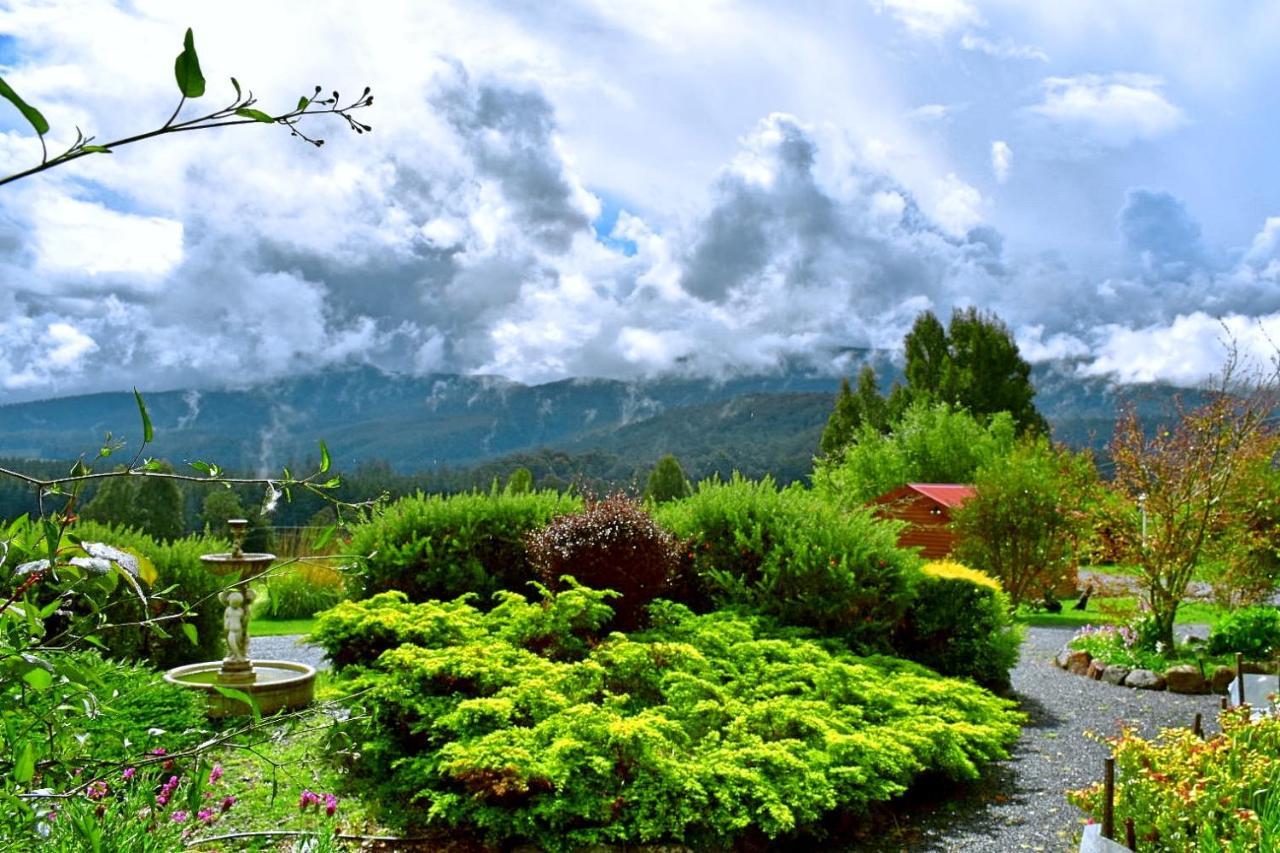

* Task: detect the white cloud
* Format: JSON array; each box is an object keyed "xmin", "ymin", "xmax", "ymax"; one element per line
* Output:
[
  {"xmin": 1016, "ymin": 324, "xmax": 1088, "ymax": 361},
  {"xmin": 1030, "ymin": 73, "xmax": 1185, "ymax": 146},
  {"xmin": 46, "ymin": 322, "xmax": 97, "ymax": 367},
  {"xmin": 990, "ymin": 140, "xmax": 1012, "ymax": 183},
  {"xmin": 1083, "ymin": 312, "xmax": 1280, "ymax": 386},
  {"xmin": 907, "ymin": 103, "xmax": 963, "ymax": 122},
  {"xmin": 959, "ymin": 33, "xmax": 1048, "ymax": 62},
  {"xmin": 34, "ymin": 195, "xmax": 183, "ymax": 280},
  {"xmin": 929, "ymin": 173, "xmax": 985, "ymax": 235},
  {"xmin": 870, "ymin": 0, "xmax": 981, "ymax": 39}
]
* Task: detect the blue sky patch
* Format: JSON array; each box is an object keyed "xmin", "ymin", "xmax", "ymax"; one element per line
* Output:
[{"xmin": 591, "ymin": 190, "xmax": 638, "ymax": 256}]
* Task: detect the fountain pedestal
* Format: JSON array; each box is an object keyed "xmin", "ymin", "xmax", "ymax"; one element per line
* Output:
[{"xmin": 163, "ymin": 519, "xmax": 316, "ymax": 718}]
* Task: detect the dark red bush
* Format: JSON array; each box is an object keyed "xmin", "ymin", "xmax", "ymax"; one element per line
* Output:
[{"xmin": 525, "ymin": 494, "xmax": 683, "ymax": 630}]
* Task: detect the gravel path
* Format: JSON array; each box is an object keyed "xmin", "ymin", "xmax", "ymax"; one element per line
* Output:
[
  {"xmin": 248, "ymin": 634, "xmax": 329, "ymax": 671},
  {"xmin": 856, "ymin": 626, "xmax": 1223, "ymax": 853}
]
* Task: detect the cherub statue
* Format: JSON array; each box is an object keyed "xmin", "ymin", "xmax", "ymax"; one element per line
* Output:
[{"xmin": 223, "ymin": 590, "xmax": 247, "ymax": 661}]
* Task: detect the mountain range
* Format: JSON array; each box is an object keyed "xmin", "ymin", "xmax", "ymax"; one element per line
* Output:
[{"xmin": 0, "ymin": 356, "xmax": 1194, "ymax": 486}]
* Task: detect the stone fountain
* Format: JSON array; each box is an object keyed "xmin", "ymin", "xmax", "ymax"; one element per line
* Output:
[{"xmin": 164, "ymin": 519, "xmax": 316, "ymax": 718}]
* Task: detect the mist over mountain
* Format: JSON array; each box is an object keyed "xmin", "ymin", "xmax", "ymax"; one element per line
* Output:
[{"xmin": 0, "ymin": 356, "xmax": 1191, "ymax": 481}]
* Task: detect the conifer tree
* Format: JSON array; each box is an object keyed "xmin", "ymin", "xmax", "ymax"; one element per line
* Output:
[{"xmin": 643, "ymin": 455, "xmax": 692, "ymax": 503}]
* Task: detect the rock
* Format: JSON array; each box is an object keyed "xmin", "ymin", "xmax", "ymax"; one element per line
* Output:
[
  {"xmin": 1211, "ymin": 666, "xmax": 1237, "ymax": 694},
  {"xmin": 1065, "ymin": 649, "xmax": 1093, "ymax": 676},
  {"xmin": 1242, "ymin": 660, "xmax": 1275, "ymax": 675},
  {"xmin": 1087, "ymin": 659, "xmax": 1107, "ymax": 680},
  {"xmin": 1164, "ymin": 665, "xmax": 1207, "ymax": 694},
  {"xmin": 1102, "ymin": 665, "xmax": 1131, "ymax": 686},
  {"xmin": 1124, "ymin": 669, "xmax": 1166, "ymax": 690},
  {"xmin": 1054, "ymin": 646, "xmax": 1074, "ymax": 669}
]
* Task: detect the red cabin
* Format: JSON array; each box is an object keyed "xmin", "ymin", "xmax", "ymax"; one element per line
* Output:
[{"xmin": 871, "ymin": 483, "xmax": 975, "ymax": 559}]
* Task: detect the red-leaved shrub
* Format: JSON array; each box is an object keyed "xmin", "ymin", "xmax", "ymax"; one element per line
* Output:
[{"xmin": 525, "ymin": 494, "xmax": 683, "ymax": 629}]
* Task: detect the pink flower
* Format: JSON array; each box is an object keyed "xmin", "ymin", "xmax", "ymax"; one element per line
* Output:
[
  {"xmin": 219, "ymin": 795, "xmax": 236, "ymax": 813},
  {"xmin": 197, "ymin": 808, "xmax": 216, "ymax": 824},
  {"xmin": 156, "ymin": 794, "xmax": 168, "ymax": 806},
  {"xmin": 208, "ymin": 764, "xmax": 223, "ymax": 784},
  {"xmin": 171, "ymin": 810, "xmax": 188, "ymax": 823},
  {"xmin": 324, "ymin": 793, "xmax": 338, "ymax": 816},
  {"xmin": 299, "ymin": 789, "xmax": 322, "ymax": 809},
  {"xmin": 122, "ymin": 767, "xmax": 136, "ymax": 781},
  {"xmin": 150, "ymin": 748, "xmax": 166, "ymax": 756},
  {"xmin": 86, "ymin": 781, "xmax": 109, "ymax": 801}
]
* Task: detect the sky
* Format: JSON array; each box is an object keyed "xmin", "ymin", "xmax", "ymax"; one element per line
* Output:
[{"xmin": 2, "ymin": 0, "xmax": 1280, "ymax": 402}]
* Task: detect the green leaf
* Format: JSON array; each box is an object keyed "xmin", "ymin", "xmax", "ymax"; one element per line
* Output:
[
  {"xmin": 231, "ymin": 77, "xmax": 241, "ymax": 99},
  {"xmin": 173, "ymin": 28, "xmax": 206, "ymax": 98},
  {"xmin": 79, "ymin": 145, "xmax": 112, "ymax": 154},
  {"xmin": 312, "ymin": 523, "xmax": 337, "ymax": 551},
  {"xmin": 235, "ymin": 107, "xmax": 274, "ymax": 123},
  {"xmin": 296, "ymin": 95, "xmax": 309, "ymax": 111},
  {"xmin": 22, "ymin": 668, "xmax": 52, "ymax": 690},
  {"xmin": 319, "ymin": 440, "xmax": 331, "ymax": 474},
  {"xmin": 133, "ymin": 387, "xmax": 154, "ymax": 443},
  {"xmin": 0, "ymin": 76, "xmax": 49, "ymax": 135},
  {"xmin": 13, "ymin": 742, "xmax": 34, "ymax": 784},
  {"xmin": 212, "ymin": 685, "xmax": 261, "ymax": 723},
  {"xmin": 181, "ymin": 623, "xmax": 198, "ymax": 646}
]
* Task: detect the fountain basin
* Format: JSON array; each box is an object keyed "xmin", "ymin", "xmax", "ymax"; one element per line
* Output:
[{"xmin": 164, "ymin": 660, "xmax": 316, "ymax": 718}]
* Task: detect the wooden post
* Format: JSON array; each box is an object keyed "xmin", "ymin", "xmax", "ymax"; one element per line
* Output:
[
  {"xmin": 1221, "ymin": 696, "xmax": 1229, "ymax": 711},
  {"xmin": 1237, "ymin": 652, "xmax": 1246, "ymax": 708},
  {"xmin": 1125, "ymin": 817, "xmax": 1137, "ymax": 850},
  {"xmin": 1103, "ymin": 756, "xmax": 1116, "ymax": 840},
  {"xmin": 1192, "ymin": 712, "xmax": 1203, "ymax": 739}
]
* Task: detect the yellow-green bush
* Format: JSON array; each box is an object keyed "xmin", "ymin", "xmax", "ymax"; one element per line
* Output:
[
  {"xmin": 325, "ymin": 586, "xmax": 1022, "ymax": 848},
  {"xmin": 895, "ymin": 560, "xmax": 1021, "ymax": 688}
]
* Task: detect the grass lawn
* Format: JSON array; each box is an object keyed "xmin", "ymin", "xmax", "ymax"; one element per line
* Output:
[
  {"xmin": 1015, "ymin": 596, "xmax": 1228, "ymax": 629},
  {"xmin": 252, "ymin": 616, "xmax": 318, "ymax": 637}
]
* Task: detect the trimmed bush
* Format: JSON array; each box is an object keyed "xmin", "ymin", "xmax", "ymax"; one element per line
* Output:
[
  {"xmin": 526, "ymin": 494, "xmax": 681, "ymax": 629},
  {"xmin": 331, "ymin": 589, "xmax": 1022, "ymax": 849},
  {"xmin": 66, "ymin": 521, "xmax": 227, "ymax": 668},
  {"xmin": 896, "ymin": 560, "xmax": 1021, "ymax": 688},
  {"xmin": 346, "ymin": 490, "xmax": 582, "ymax": 603},
  {"xmin": 653, "ymin": 475, "xmax": 916, "ymax": 652},
  {"xmin": 1208, "ymin": 605, "xmax": 1280, "ymax": 658}
]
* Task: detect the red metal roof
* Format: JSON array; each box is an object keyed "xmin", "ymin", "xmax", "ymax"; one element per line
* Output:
[{"xmin": 904, "ymin": 483, "xmax": 975, "ymax": 508}]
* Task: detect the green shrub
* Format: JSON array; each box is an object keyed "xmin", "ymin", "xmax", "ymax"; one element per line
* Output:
[
  {"xmin": 346, "ymin": 490, "xmax": 582, "ymax": 603},
  {"xmin": 332, "ymin": 589, "xmax": 1021, "ymax": 848},
  {"xmin": 262, "ymin": 561, "xmax": 346, "ymax": 619},
  {"xmin": 65, "ymin": 521, "xmax": 227, "ymax": 668},
  {"xmin": 310, "ymin": 580, "xmax": 617, "ymax": 670},
  {"xmin": 526, "ymin": 494, "xmax": 681, "ymax": 629},
  {"xmin": 1208, "ymin": 606, "xmax": 1280, "ymax": 658},
  {"xmin": 896, "ymin": 561, "xmax": 1021, "ymax": 688},
  {"xmin": 653, "ymin": 475, "xmax": 916, "ymax": 652}
]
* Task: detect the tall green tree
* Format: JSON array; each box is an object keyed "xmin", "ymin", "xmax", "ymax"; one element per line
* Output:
[
  {"xmin": 901, "ymin": 308, "xmax": 1047, "ymax": 435},
  {"xmin": 505, "ymin": 467, "xmax": 535, "ymax": 495},
  {"xmin": 819, "ymin": 378, "xmax": 859, "ymax": 456},
  {"xmin": 952, "ymin": 439, "xmax": 1097, "ymax": 607},
  {"xmin": 80, "ymin": 462, "xmax": 185, "ymax": 541},
  {"xmin": 813, "ymin": 400, "xmax": 1017, "ymax": 507},
  {"xmin": 820, "ymin": 366, "xmax": 891, "ymax": 456},
  {"xmin": 643, "ymin": 455, "xmax": 693, "ymax": 503}
]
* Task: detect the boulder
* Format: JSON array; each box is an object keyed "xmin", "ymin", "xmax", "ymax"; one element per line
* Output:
[
  {"xmin": 1101, "ymin": 665, "xmax": 1132, "ymax": 686},
  {"xmin": 1065, "ymin": 650, "xmax": 1093, "ymax": 676},
  {"xmin": 1124, "ymin": 669, "xmax": 1166, "ymax": 690},
  {"xmin": 1164, "ymin": 665, "xmax": 1207, "ymax": 694},
  {"xmin": 1054, "ymin": 646, "xmax": 1074, "ymax": 669},
  {"xmin": 1087, "ymin": 659, "xmax": 1107, "ymax": 680},
  {"xmin": 1242, "ymin": 660, "xmax": 1275, "ymax": 675},
  {"xmin": 1211, "ymin": 666, "xmax": 1237, "ymax": 694}
]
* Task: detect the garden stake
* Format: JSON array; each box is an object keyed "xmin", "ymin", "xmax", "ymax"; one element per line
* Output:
[
  {"xmin": 1221, "ymin": 696, "xmax": 1228, "ymax": 711},
  {"xmin": 1103, "ymin": 756, "xmax": 1115, "ymax": 840},
  {"xmin": 1192, "ymin": 712, "xmax": 1202, "ymax": 738},
  {"xmin": 1125, "ymin": 817, "xmax": 1136, "ymax": 850},
  {"xmin": 1236, "ymin": 652, "xmax": 1246, "ymax": 707}
]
